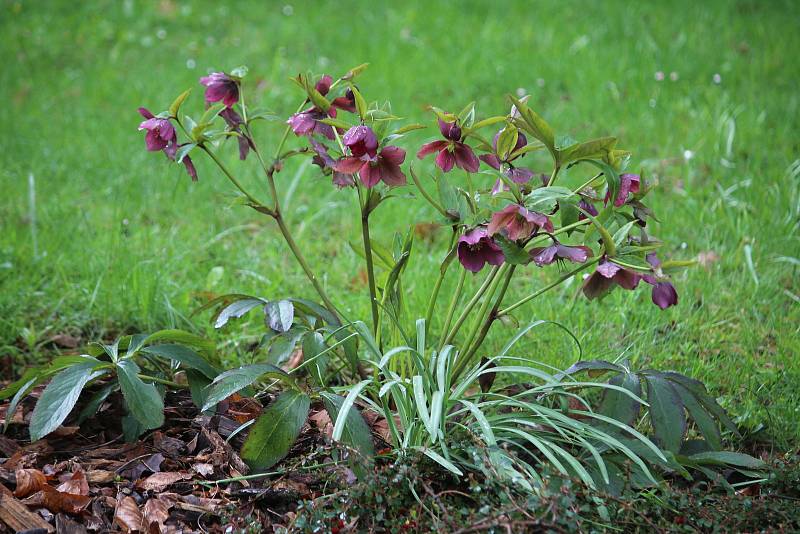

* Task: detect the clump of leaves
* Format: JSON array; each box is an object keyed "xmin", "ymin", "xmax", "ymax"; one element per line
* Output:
[{"xmin": 0, "ymin": 329, "xmax": 219, "ymax": 441}]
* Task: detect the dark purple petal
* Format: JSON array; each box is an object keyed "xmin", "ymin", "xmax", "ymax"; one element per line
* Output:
[
  {"xmin": 438, "ymin": 118, "xmax": 461, "ymax": 141},
  {"xmin": 530, "ymin": 245, "xmax": 558, "ymax": 266},
  {"xmin": 556, "ymin": 244, "xmax": 592, "ymax": 263},
  {"xmin": 460, "ymin": 227, "xmax": 488, "ymax": 246},
  {"xmin": 359, "ymin": 163, "xmax": 382, "ymax": 188},
  {"xmin": 182, "ymin": 155, "xmax": 198, "ymax": 181},
  {"xmin": 138, "ymin": 107, "xmax": 155, "ymax": 120},
  {"xmin": 200, "ymin": 72, "xmax": 239, "ymax": 107},
  {"xmin": 332, "ymin": 172, "xmax": 355, "ymax": 188},
  {"xmin": 435, "ymin": 148, "xmax": 456, "ymax": 173},
  {"xmin": 380, "ymin": 145, "xmax": 406, "ymax": 166},
  {"xmin": 651, "ymin": 281, "xmax": 678, "ymax": 309},
  {"xmin": 613, "ymin": 269, "xmax": 641, "ymax": 290},
  {"xmin": 377, "ymin": 146, "xmax": 407, "ymax": 187},
  {"xmin": 287, "ymin": 111, "xmax": 317, "ymax": 136},
  {"xmin": 480, "ymin": 153, "xmax": 502, "ymax": 170},
  {"xmin": 310, "ymin": 139, "xmax": 336, "ymax": 169},
  {"xmin": 606, "ymin": 173, "xmax": 641, "ymax": 207},
  {"xmin": 578, "ymin": 199, "xmax": 599, "ymax": 220},
  {"xmin": 487, "ymin": 205, "xmax": 519, "ymax": 236},
  {"xmin": 417, "ymin": 140, "xmax": 449, "ymax": 159},
  {"xmin": 453, "ymin": 143, "xmax": 480, "ymax": 173},
  {"xmin": 315, "ymin": 74, "xmax": 332, "ymax": 96},
  {"xmin": 596, "ymin": 260, "xmax": 622, "ymax": 279},
  {"xmin": 144, "ymin": 128, "xmax": 168, "ymax": 151},
  {"xmin": 457, "ymin": 228, "xmax": 504, "ymax": 272},
  {"xmin": 646, "ymin": 252, "xmax": 661, "ymax": 268},
  {"xmin": 506, "ymin": 167, "xmax": 534, "ymax": 184},
  {"xmin": 583, "ymin": 271, "xmax": 615, "ymax": 300},
  {"xmin": 333, "ymin": 156, "xmax": 366, "ymax": 174},
  {"xmin": 342, "ymin": 125, "xmax": 378, "ymax": 158}
]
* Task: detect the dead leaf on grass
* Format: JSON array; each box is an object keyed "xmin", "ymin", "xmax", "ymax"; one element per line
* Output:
[{"xmin": 137, "ymin": 471, "xmax": 192, "ymax": 492}]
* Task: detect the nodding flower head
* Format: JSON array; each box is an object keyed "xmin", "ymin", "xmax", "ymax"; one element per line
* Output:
[
  {"xmin": 487, "ymin": 204, "xmax": 553, "ymax": 242},
  {"xmin": 137, "ymin": 107, "xmax": 197, "ymax": 181},
  {"xmin": 199, "ymin": 72, "xmax": 239, "ymax": 108},
  {"xmin": 605, "ymin": 173, "xmax": 641, "ymax": 207},
  {"xmin": 529, "ymin": 241, "xmax": 593, "ymax": 267},
  {"xmin": 333, "ymin": 125, "xmax": 406, "ymax": 188},
  {"xmin": 416, "ymin": 115, "xmax": 479, "ymax": 173},
  {"xmin": 457, "ymin": 227, "xmax": 505, "ymax": 273}
]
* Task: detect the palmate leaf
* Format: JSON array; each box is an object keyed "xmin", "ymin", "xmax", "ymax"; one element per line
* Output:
[
  {"xmin": 29, "ymin": 359, "xmax": 107, "ymax": 441},
  {"xmin": 600, "ymin": 372, "xmax": 642, "ymax": 427},
  {"xmin": 240, "ymin": 390, "xmax": 311, "ymax": 471}
]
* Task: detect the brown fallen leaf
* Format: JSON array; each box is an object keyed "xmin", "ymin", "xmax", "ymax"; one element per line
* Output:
[
  {"xmin": 56, "ymin": 469, "xmax": 89, "ymax": 496},
  {"xmin": 142, "ymin": 496, "xmax": 171, "ymax": 533},
  {"xmin": 114, "ymin": 495, "xmax": 143, "ymax": 532},
  {"xmin": 55, "ymin": 513, "xmax": 89, "ymax": 534},
  {"xmin": 51, "ymin": 425, "xmax": 81, "ymax": 437},
  {"xmin": 0, "ymin": 491, "xmax": 55, "ymax": 533},
  {"xmin": 25, "ymin": 485, "xmax": 92, "ymax": 515},
  {"xmin": 272, "ymin": 478, "xmax": 311, "ymax": 498},
  {"xmin": 152, "ymin": 432, "xmax": 186, "ymax": 458},
  {"xmin": 50, "ymin": 333, "xmax": 80, "ymax": 348},
  {"xmin": 13, "ymin": 468, "xmax": 47, "ymax": 498},
  {"xmin": 137, "ymin": 471, "xmax": 192, "ymax": 492},
  {"xmin": 86, "ymin": 469, "xmax": 117, "ymax": 484}
]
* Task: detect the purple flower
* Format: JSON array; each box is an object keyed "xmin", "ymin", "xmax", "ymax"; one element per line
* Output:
[
  {"xmin": 577, "ymin": 198, "xmax": 599, "ymax": 220},
  {"xmin": 417, "ymin": 117, "xmax": 479, "ymax": 173},
  {"xmin": 333, "ymin": 126, "xmax": 406, "ymax": 188},
  {"xmin": 287, "ymin": 75, "xmax": 355, "ymax": 140},
  {"xmin": 309, "ymin": 139, "xmax": 354, "ymax": 188},
  {"xmin": 641, "ymin": 252, "xmax": 678, "ymax": 309},
  {"xmin": 138, "ymin": 107, "xmax": 197, "ymax": 181},
  {"xmin": 199, "ymin": 72, "xmax": 239, "ymax": 108},
  {"xmin": 457, "ymin": 228, "xmax": 505, "ymax": 272},
  {"xmin": 220, "ymin": 108, "xmax": 253, "ymax": 160},
  {"xmin": 331, "ymin": 88, "xmax": 357, "ymax": 114},
  {"xmin": 487, "ymin": 204, "xmax": 553, "ymax": 241},
  {"xmin": 582, "ymin": 259, "xmax": 641, "ymax": 300},
  {"xmin": 138, "ymin": 107, "xmax": 175, "ymax": 151},
  {"xmin": 605, "ymin": 173, "xmax": 641, "ymax": 207},
  {"xmin": 529, "ymin": 241, "xmax": 593, "ymax": 266}
]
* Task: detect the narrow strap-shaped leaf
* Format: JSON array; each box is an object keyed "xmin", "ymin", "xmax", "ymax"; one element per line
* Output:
[
  {"xmin": 322, "ymin": 392, "xmax": 375, "ymax": 459},
  {"xmin": 332, "ymin": 380, "xmax": 372, "ymax": 442}
]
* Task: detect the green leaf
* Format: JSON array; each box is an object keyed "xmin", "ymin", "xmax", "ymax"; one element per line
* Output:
[
  {"xmin": 175, "ymin": 143, "xmax": 196, "ymax": 164},
  {"xmin": 562, "ymin": 359, "xmax": 625, "ymax": 378},
  {"xmin": 495, "ymin": 124, "xmax": 518, "ymax": 160},
  {"xmin": 508, "ymin": 95, "xmax": 555, "ymax": 157},
  {"xmin": 240, "ymin": 390, "xmax": 311, "ymax": 471},
  {"xmin": 644, "ymin": 374, "xmax": 686, "ymax": 453},
  {"xmin": 202, "ymin": 363, "xmax": 289, "ymax": 412},
  {"xmin": 230, "ymin": 65, "xmax": 249, "ymax": 78},
  {"xmin": 350, "ymin": 84, "xmax": 367, "ymax": 119},
  {"xmin": 393, "ymin": 123, "xmax": 427, "ymax": 135},
  {"xmin": 267, "ymin": 327, "xmax": 306, "ymax": 365},
  {"xmin": 122, "ymin": 413, "xmax": 147, "ymax": 442},
  {"xmin": 302, "ymin": 331, "xmax": 329, "ymax": 386},
  {"xmin": 265, "ymin": 300, "xmax": 294, "ymax": 333},
  {"xmin": 186, "ymin": 369, "xmax": 212, "ymax": 412},
  {"xmin": 464, "ymin": 116, "xmax": 507, "ymax": 136},
  {"xmin": 457, "ymin": 101, "xmax": 475, "ymax": 127},
  {"xmin": 143, "ymin": 329, "xmax": 216, "ymax": 359},
  {"xmin": 169, "ymin": 89, "xmax": 191, "ymax": 118},
  {"xmin": 526, "ymin": 186, "xmax": 575, "ymax": 212},
  {"xmin": 322, "ymin": 392, "xmax": 375, "ymax": 459},
  {"xmin": 30, "ymin": 361, "xmax": 106, "ymax": 441},
  {"xmin": 116, "ymin": 360, "xmax": 164, "ymax": 430},
  {"xmin": 672, "ymin": 383, "xmax": 722, "ymax": 450},
  {"xmin": 688, "ymin": 451, "xmax": 767, "ymax": 470},
  {"xmin": 318, "ymin": 117, "xmax": 352, "ymax": 130},
  {"xmin": 600, "ymin": 372, "xmax": 642, "ymax": 426},
  {"xmin": 3, "ymin": 377, "xmax": 37, "ymax": 432},
  {"xmin": 213, "ymin": 298, "xmax": 265, "ymax": 329},
  {"xmin": 141, "ymin": 344, "xmax": 219, "ymax": 379},
  {"xmin": 558, "ymin": 136, "xmax": 617, "ymax": 166},
  {"xmin": 421, "ymin": 448, "xmax": 463, "ymax": 476},
  {"xmin": 493, "ymin": 235, "xmax": 530, "ymax": 265},
  {"xmin": 343, "ymin": 62, "xmax": 369, "ymax": 80}
]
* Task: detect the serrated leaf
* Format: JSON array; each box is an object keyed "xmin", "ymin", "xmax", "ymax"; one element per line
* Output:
[
  {"xmin": 202, "ymin": 363, "xmax": 288, "ymax": 412},
  {"xmin": 29, "ymin": 361, "xmax": 106, "ymax": 441},
  {"xmin": 526, "ymin": 186, "xmax": 575, "ymax": 212},
  {"xmin": 168, "ymin": 89, "xmax": 191, "ymax": 118},
  {"xmin": 265, "ymin": 300, "xmax": 294, "ymax": 333},
  {"xmin": 116, "ymin": 360, "xmax": 164, "ymax": 430},
  {"xmin": 644, "ymin": 374, "xmax": 686, "ymax": 453},
  {"xmin": 240, "ymin": 390, "xmax": 310, "ymax": 471},
  {"xmin": 672, "ymin": 382, "xmax": 722, "ymax": 450}
]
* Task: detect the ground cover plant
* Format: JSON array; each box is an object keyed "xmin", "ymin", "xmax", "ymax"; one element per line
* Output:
[{"xmin": 0, "ymin": 0, "xmax": 798, "ymax": 531}]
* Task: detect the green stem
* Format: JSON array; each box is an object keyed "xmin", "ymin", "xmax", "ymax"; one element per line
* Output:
[
  {"xmin": 455, "ymin": 266, "xmax": 516, "ymax": 379},
  {"xmin": 460, "ymin": 264, "xmax": 509, "ymax": 354},
  {"xmin": 360, "ymin": 205, "xmax": 380, "ymax": 337},
  {"xmin": 201, "ymin": 146, "xmax": 265, "ymax": 208},
  {"xmin": 497, "ymin": 258, "xmax": 599, "ymax": 317},
  {"xmin": 424, "ymin": 229, "xmax": 458, "ymax": 333},
  {"xmin": 442, "ymin": 265, "xmax": 502, "ymax": 347},
  {"xmin": 137, "ymin": 374, "xmax": 188, "ymax": 390},
  {"xmin": 546, "ymin": 165, "xmax": 561, "ymax": 187},
  {"xmin": 439, "ymin": 268, "xmax": 467, "ymax": 350},
  {"xmin": 410, "ymin": 166, "xmax": 449, "ymax": 218}
]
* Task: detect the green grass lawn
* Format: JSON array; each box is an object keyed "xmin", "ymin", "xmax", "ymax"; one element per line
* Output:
[{"xmin": 1, "ymin": 0, "xmax": 798, "ymax": 447}]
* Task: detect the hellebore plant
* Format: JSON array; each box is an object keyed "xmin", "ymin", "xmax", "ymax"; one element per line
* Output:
[{"xmin": 4, "ymin": 63, "xmax": 761, "ymax": 496}]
